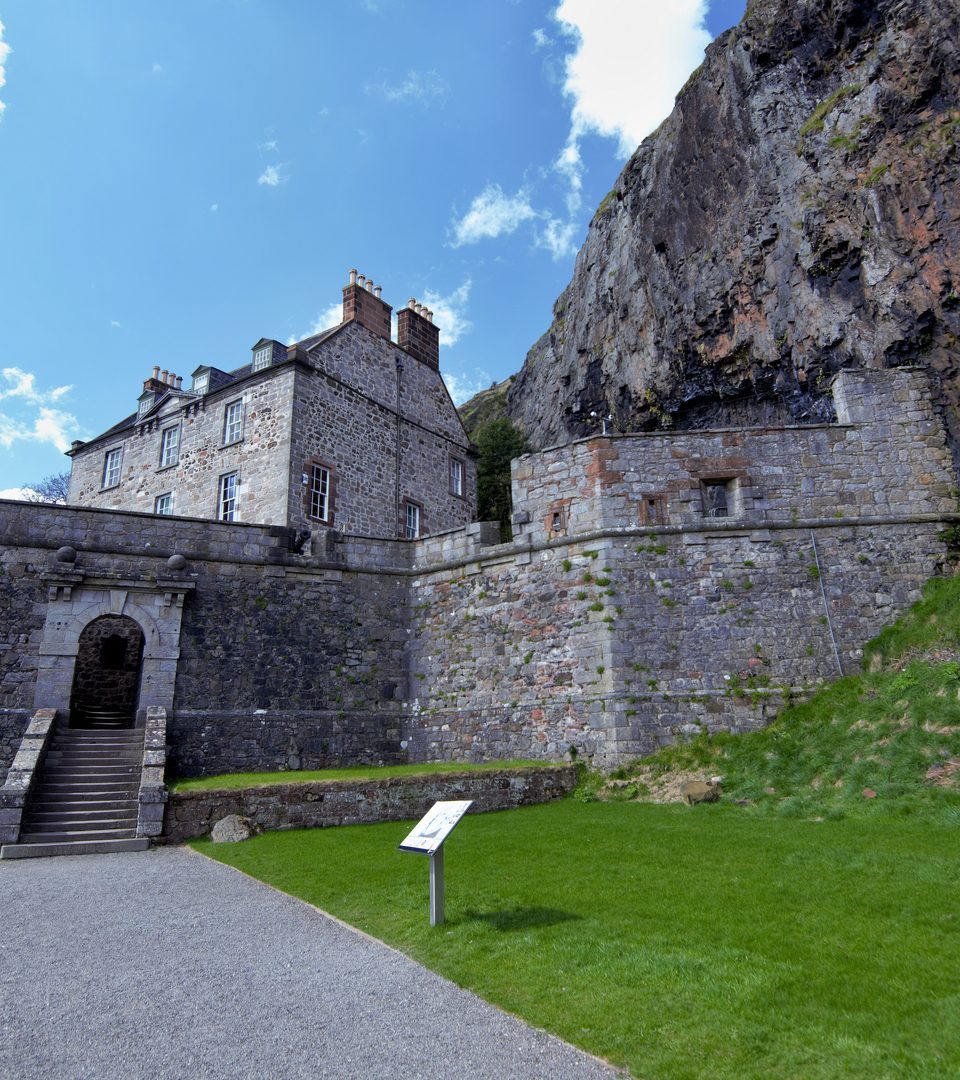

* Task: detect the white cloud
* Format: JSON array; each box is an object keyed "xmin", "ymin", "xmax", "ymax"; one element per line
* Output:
[
  {"xmin": 110, "ymin": 320, "xmax": 121, "ymax": 328},
  {"xmin": 442, "ymin": 369, "xmax": 493, "ymax": 406},
  {"xmin": 258, "ymin": 139, "xmax": 279, "ymax": 154},
  {"xmin": 0, "ymin": 368, "xmax": 78, "ymax": 452},
  {"xmin": 0, "ymin": 367, "xmax": 72, "ymax": 405},
  {"xmin": 555, "ymin": 0, "xmax": 710, "ymax": 158},
  {"xmin": 451, "ymin": 185, "xmax": 538, "ymax": 247},
  {"xmin": 0, "ymin": 406, "xmax": 79, "ymax": 453},
  {"xmin": 289, "ymin": 301, "xmax": 343, "ymax": 345},
  {"xmin": 420, "ymin": 280, "xmax": 472, "ymax": 347},
  {"xmin": 151, "ymin": 62, "xmax": 164, "ymax": 74},
  {"xmin": 365, "ymin": 69, "xmax": 449, "ymax": 107},
  {"xmin": 257, "ymin": 164, "xmax": 289, "ymax": 187},
  {"xmin": 210, "ymin": 202, "xmax": 219, "ymax": 212},
  {"xmin": 0, "ymin": 486, "xmax": 34, "ymax": 501},
  {"xmin": 0, "ymin": 20, "xmax": 10, "ymax": 119},
  {"xmin": 532, "ymin": 27, "xmax": 551, "ymax": 49}
]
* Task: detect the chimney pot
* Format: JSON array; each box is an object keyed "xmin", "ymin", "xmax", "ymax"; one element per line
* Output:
[
  {"xmin": 358, "ymin": 274, "xmax": 366, "ymax": 288},
  {"xmin": 152, "ymin": 365, "xmax": 160, "ymax": 380},
  {"xmin": 426, "ymin": 310, "xmax": 434, "ymax": 323},
  {"xmin": 349, "ymin": 268, "xmax": 358, "ymax": 285},
  {"xmin": 175, "ymin": 376, "xmax": 183, "ymax": 390},
  {"xmin": 160, "ymin": 369, "xmax": 169, "ymax": 384},
  {"xmin": 366, "ymin": 279, "xmax": 374, "ymax": 292},
  {"xmin": 374, "ymin": 285, "xmax": 382, "ymax": 299}
]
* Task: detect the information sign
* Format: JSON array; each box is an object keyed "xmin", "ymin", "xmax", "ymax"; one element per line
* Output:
[{"xmin": 398, "ymin": 800, "xmax": 472, "ymax": 856}]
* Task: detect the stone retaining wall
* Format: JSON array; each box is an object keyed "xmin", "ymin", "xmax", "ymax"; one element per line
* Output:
[{"xmin": 162, "ymin": 765, "xmax": 577, "ymax": 843}]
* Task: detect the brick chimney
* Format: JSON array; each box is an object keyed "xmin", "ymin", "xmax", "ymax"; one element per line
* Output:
[
  {"xmin": 342, "ymin": 268, "xmax": 392, "ymax": 340},
  {"xmin": 397, "ymin": 298, "xmax": 440, "ymax": 371}
]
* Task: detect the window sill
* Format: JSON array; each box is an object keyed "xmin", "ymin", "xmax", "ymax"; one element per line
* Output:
[
  {"xmin": 221, "ymin": 439, "xmax": 244, "ymax": 449},
  {"xmin": 156, "ymin": 462, "xmax": 179, "ymax": 473}
]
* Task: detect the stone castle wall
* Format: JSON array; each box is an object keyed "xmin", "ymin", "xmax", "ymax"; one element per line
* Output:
[{"xmin": 2, "ymin": 368, "xmax": 956, "ymax": 780}]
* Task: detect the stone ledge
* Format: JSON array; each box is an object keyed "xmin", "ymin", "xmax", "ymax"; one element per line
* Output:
[{"xmin": 161, "ymin": 765, "xmax": 577, "ymax": 844}]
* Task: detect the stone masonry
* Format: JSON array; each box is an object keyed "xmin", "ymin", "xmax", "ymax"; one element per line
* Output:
[
  {"xmin": 1, "ymin": 366, "xmax": 957, "ymax": 779},
  {"xmin": 67, "ymin": 274, "xmax": 476, "ymax": 544}
]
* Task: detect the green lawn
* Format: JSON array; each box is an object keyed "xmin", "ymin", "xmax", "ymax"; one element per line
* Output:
[
  {"xmin": 194, "ymin": 799, "xmax": 960, "ymax": 1079},
  {"xmin": 171, "ymin": 759, "xmax": 550, "ymax": 793}
]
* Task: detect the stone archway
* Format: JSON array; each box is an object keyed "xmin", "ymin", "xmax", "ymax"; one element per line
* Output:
[{"xmin": 70, "ymin": 615, "xmax": 145, "ymax": 728}]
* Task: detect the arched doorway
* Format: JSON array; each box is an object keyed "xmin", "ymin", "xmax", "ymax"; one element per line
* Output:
[{"xmin": 70, "ymin": 615, "xmax": 145, "ymax": 728}]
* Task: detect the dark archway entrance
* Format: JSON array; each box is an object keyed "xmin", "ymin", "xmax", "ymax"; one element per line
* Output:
[{"xmin": 70, "ymin": 615, "xmax": 145, "ymax": 728}]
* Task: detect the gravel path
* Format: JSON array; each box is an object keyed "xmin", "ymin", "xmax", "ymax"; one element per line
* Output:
[{"xmin": 0, "ymin": 847, "xmax": 619, "ymax": 1079}]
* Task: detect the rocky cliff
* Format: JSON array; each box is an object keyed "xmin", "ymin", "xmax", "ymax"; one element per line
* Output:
[{"xmin": 507, "ymin": 0, "xmax": 960, "ymax": 457}]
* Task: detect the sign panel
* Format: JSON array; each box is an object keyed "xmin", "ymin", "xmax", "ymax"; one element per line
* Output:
[{"xmin": 398, "ymin": 800, "xmax": 473, "ymax": 856}]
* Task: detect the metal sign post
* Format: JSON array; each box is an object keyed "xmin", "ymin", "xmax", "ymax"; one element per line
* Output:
[{"xmin": 399, "ymin": 800, "xmax": 472, "ymax": 927}]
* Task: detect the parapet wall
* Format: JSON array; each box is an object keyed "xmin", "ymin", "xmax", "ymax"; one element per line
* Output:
[{"xmin": 1, "ymin": 368, "xmax": 956, "ymax": 778}]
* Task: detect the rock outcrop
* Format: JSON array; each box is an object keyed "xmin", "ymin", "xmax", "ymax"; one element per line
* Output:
[{"xmin": 507, "ymin": 0, "xmax": 960, "ymax": 459}]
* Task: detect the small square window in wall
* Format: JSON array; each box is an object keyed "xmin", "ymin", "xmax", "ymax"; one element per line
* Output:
[
  {"xmin": 159, "ymin": 425, "xmax": 180, "ymax": 468},
  {"xmin": 404, "ymin": 500, "xmax": 422, "ymax": 539},
  {"xmin": 449, "ymin": 456, "xmax": 464, "ymax": 498},
  {"xmin": 309, "ymin": 464, "xmax": 332, "ymax": 522},
  {"xmin": 701, "ymin": 478, "xmax": 738, "ymax": 518},
  {"xmin": 223, "ymin": 400, "xmax": 243, "ymax": 445},
  {"xmin": 252, "ymin": 346, "xmax": 272, "ymax": 372},
  {"xmin": 544, "ymin": 498, "xmax": 571, "ymax": 537},
  {"xmin": 218, "ymin": 472, "xmax": 238, "ymax": 522},
  {"xmin": 102, "ymin": 447, "xmax": 123, "ymax": 489},
  {"xmin": 639, "ymin": 494, "xmax": 666, "ymax": 526},
  {"xmin": 155, "ymin": 493, "xmax": 173, "ymax": 515}
]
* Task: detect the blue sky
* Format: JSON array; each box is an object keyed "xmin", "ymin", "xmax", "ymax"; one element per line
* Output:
[{"xmin": 0, "ymin": 0, "xmax": 745, "ymax": 494}]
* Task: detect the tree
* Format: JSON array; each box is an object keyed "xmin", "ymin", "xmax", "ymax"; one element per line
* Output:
[
  {"xmin": 473, "ymin": 418, "xmax": 530, "ymax": 539},
  {"xmin": 23, "ymin": 471, "xmax": 71, "ymax": 503}
]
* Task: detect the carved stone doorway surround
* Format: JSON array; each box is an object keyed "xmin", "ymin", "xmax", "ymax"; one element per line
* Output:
[{"xmin": 34, "ymin": 564, "xmax": 194, "ymax": 727}]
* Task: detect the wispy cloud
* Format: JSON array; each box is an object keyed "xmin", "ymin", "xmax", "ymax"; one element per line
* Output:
[
  {"xmin": 420, "ymin": 280, "xmax": 472, "ymax": 348},
  {"xmin": 0, "ymin": 486, "xmax": 36, "ymax": 501},
  {"xmin": 110, "ymin": 320, "xmax": 121, "ymax": 329},
  {"xmin": 151, "ymin": 62, "xmax": 164, "ymax": 74},
  {"xmin": 0, "ymin": 368, "xmax": 79, "ymax": 452},
  {"xmin": 210, "ymin": 202, "xmax": 219, "ymax": 212},
  {"xmin": 450, "ymin": 185, "xmax": 538, "ymax": 247},
  {"xmin": 442, "ymin": 369, "xmax": 493, "ymax": 406},
  {"xmin": 532, "ymin": 27, "xmax": 551, "ymax": 49},
  {"xmin": 0, "ymin": 20, "xmax": 11, "ymax": 119},
  {"xmin": 257, "ymin": 163, "xmax": 289, "ymax": 187},
  {"xmin": 258, "ymin": 139, "xmax": 279, "ymax": 154},
  {"xmin": 0, "ymin": 367, "xmax": 71, "ymax": 405},
  {"xmin": 365, "ymin": 69, "xmax": 449, "ymax": 107},
  {"xmin": 289, "ymin": 301, "xmax": 343, "ymax": 345}
]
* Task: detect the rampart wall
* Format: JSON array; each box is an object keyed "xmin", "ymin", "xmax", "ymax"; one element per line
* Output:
[{"xmin": 1, "ymin": 368, "xmax": 955, "ymax": 780}]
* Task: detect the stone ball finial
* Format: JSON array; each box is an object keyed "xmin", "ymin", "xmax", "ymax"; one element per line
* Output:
[
  {"xmin": 166, "ymin": 553, "xmax": 187, "ymax": 572},
  {"xmin": 55, "ymin": 546, "xmax": 77, "ymax": 564}
]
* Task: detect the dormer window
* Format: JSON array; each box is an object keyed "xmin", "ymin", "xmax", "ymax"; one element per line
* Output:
[
  {"xmin": 252, "ymin": 346, "xmax": 272, "ymax": 372},
  {"xmin": 193, "ymin": 373, "xmax": 209, "ymax": 394},
  {"xmin": 138, "ymin": 398, "xmax": 152, "ymax": 418}
]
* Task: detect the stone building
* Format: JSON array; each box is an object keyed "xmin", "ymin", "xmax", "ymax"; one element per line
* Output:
[
  {"xmin": 66, "ymin": 272, "xmax": 476, "ymax": 543},
  {"xmin": 2, "ymin": 365, "xmax": 957, "ymax": 800}
]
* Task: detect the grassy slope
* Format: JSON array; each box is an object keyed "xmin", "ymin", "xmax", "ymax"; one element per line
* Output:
[
  {"xmin": 456, "ymin": 376, "xmax": 513, "ymax": 437},
  {"xmin": 171, "ymin": 759, "xmax": 549, "ymax": 793},
  {"xmin": 612, "ymin": 574, "xmax": 960, "ymax": 818}
]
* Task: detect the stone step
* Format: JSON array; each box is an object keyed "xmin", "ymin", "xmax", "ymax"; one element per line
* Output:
[
  {"xmin": 42, "ymin": 767, "xmax": 141, "ymax": 778},
  {"xmin": 16, "ymin": 826, "xmax": 140, "ymax": 844},
  {"xmin": 0, "ymin": 838, "xmax": 150, "ymax": 860},
  {"xmin": 26, "ymin": 807, "xmax": 139, "ymax": 821},
  {"xmin": 35, "ymin": 785, "xmax": 140, "ymax": 798},
  {"xmin": 29, "ymin": 798, "xmax": 139, "ymax": 812},
  {"xmin": 23, "ymin": 815, "xmax": 139, "ymax": 833}
]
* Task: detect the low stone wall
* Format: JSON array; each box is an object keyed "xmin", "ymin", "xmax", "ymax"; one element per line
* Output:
[{"xmin": 162, "ymin": 765, "xmax": 577, "ymax": 843}]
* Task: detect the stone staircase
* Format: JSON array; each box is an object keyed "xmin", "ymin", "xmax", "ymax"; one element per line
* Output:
[{"xmin": 1, "ymin": 727, "xmax": 150, "ymax": 858}]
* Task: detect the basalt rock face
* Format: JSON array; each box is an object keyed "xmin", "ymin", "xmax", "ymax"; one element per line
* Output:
[{"xmin": 508, "ymin": 0, "xmax": 960, "ymax": 459}]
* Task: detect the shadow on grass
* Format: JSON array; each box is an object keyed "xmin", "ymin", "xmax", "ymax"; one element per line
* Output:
[{"xmin": 461, "ymin": 906, "xmax": 581, "ymax": 931}]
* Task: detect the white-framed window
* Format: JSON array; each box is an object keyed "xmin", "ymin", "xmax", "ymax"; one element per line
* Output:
[
  {"xmin": 193, "ymin": 373, "xmax": 209, "ymax": 394},
  {"xmin": 218, "ymin": 472, "xmax": 238, "ymax": 522},
  {"xmin": 449, "ymin": 456, "xmax": 464, "ymax": 498},
  {"xmin": 404, "ymin": 500, "xmax": 421, "ymax": 539},
  {"xmin": 252, "ymin": 346, "xmax": 272, "ymax": 372},
  {"xmin": 102, "ymin": 447, "xmax": 123, "ymax": 489},
  {"xmin": 309, "ymin": 464, "xmax": 331, "ymax": 522},
  {"xmin": 155, "ymin": 493, "xmax": 173, "ymax": 516},
  {"xmin": 159, "ymin": 425, "xmax": 180, "ymax": 468},
  {"xmin": 138, "ymin": 398, "xmax": 152, "ymax": 417},
  {"xmin": 223, "ymin": 399, "xmax": 243, "ymax": 445}
]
